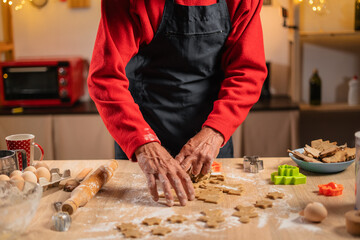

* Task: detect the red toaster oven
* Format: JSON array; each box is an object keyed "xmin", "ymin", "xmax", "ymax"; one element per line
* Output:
[{"xmin": 0, "ymin": 57, "xmax": 85, "ymax": 107}]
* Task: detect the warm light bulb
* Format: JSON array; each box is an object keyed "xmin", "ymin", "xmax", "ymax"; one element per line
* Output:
[{"xmin": 8, "ymin": 1, "xmax": 13, "ymax": 5}]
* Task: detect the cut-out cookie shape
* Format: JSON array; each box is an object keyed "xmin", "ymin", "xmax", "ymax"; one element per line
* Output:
[
  {"xmin": 266, "ymin": 191, "xmax": 285, "ymax": 200},
  {"xmin": 142, "ymin": 217, "xmax": 162, "ymax": 226},
  {"xmin": 197, "ymin": 188, "xmax": 224, "ymax": 204},
  {"xmin": 198, "ymin": 209, "xmax": 225, "ymax": 228},
  {"xmin": 232, "ymin": 205, "xmax": 258, "ymax": 223},
  {"xmin": 116, "ymin": 222, "xmax": 142, "ymax": 238},
  {"xmin": 167, "ymin": 215, "xmax": 187, "ymax": 223},
  {"xmin": 198, "ymin": 215, "xmax": 225, "ymax": 228},
  {"xmin": 116, "ymin": 222, "xmax": 138, "ymax": 231},
  {"xmin": 201, "ymin": 209, "xmax": 223, "ymax": 217},
  {"xmin": 151, "ymin": 226, "xmax": 172, "ymax": 236},
  {"xmin": 254, "ymin": 199, "xmax": 273, "ymax": 209},
  {"xmin": 122, "ymin": 228, "xmax": 143, "ymax": 238}
]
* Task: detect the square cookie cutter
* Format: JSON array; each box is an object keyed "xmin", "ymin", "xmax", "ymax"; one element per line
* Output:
[{"xmin": 243, "ymin": 156, "xmax": 263, "ymax": 173}]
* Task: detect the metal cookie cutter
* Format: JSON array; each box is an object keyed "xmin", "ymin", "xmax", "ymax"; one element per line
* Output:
[
  {"xmin": 243, "ymin": 156, "xmax": 264, "ymax": 173},
  {"xmin": 52, "ymin": 201, "xmax": 71, "ymax": 232}
]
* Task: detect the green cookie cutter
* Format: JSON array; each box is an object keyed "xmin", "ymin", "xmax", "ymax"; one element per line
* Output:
[{"xmin": 271, "ymin": 164, "xmax": 306, "ymax": 185}]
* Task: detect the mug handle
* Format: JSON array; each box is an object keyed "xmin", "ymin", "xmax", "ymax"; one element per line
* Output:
[
  {"xmin": 33, "ymin": 142, "xmax": 44, "ymax": 161},
  {"xmin": 14, "ymin": 149, "xmax": 27, "ymax": 169}
]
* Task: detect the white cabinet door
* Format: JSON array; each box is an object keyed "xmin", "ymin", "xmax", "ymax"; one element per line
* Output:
[
  {"xmin": 53, "ymin": 115, "xmax": 114, "ymax": 160},
  {"xmin": 241, "ymin": 110, "xmax": 299, "ymax": 157},
  {"xmin": 0, "ymin": 115, "xmax": 54, "ymax": 160}
]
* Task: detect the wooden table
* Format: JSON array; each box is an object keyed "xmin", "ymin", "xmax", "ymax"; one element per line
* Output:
[{"xmin": 20, "ymin": 158, "xmax": 357, "ymax": 240}]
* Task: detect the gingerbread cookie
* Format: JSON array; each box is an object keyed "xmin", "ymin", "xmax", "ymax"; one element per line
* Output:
[
  {"xmin": 116, "ymin": 222, "xmax": 138, "ymax": 231},
  {"xmin": 167, "ymin": 215, "xmax": 187, "ymax": 223},
  {"xmin": 232, "ymin": 205, "xmax": 258, "ymax": 223},
  {"xmin": 266, "ymin": 191, "xmax": 285, "ymax": 200},
  {"xmin": 142, "ymin": 217, "xmax": 162, "ymax": 226},
  {"xmin": 254, "ymin": 199, "xmax": 273, "ymax": 209},
  {"xmin": 201, "ymin": 209, "xmax": 223, "ymax": 217},
  {"xmin": 122, "ymin": 228, "xmax": 142, "ymax": 238},
  {"xmin": 116, "ymin": 222, "xmax": 142, "ymax": 238},
  {"xmin": 198, "ymin": 209, "xmax": 225, "ymax": 228},
  {"xmin": 151, "ymin": 226, "xmax": 172, "ymax": 236}
]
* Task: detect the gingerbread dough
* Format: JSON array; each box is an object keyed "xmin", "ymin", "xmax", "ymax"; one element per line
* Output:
[
  {"xmin": 266, "ymin": 192, "xmax": 285, "ymax": 200},
  {"xmin": 142, "ymin": 217, "xmax": 162, "ymax": 226},
  {"xmin": 167, "ymin": 215, "xmax": 187, "ymax": 223},
  {"xmin": 254, "ymin": 199, "xmax": 273, "ymax": 209},
  {"xmin": 116, "ymin": 222, "xmax": 142, "ymax": 238},
  {"xmin": 151, "ymin": 226, "xmax": 172, "ymax": 236},
  {"xmin": 198, "ymin": 209, "xmax": 225, "ymax": 228}
]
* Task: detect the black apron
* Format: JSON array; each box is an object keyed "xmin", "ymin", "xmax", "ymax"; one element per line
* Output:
[{"xmin": 115, "ymin": 0, "xmax": 233, "ymax": 159}]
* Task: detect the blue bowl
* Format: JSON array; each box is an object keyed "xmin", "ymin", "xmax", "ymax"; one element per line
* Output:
[{"xmin": 289, "ymin": 148, "xmax": 355, "ymax": 173}]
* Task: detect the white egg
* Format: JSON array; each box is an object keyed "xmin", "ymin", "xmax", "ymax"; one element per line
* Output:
[
  {"xmin": 10, "ymin": 175, "xmax": 25, "ymax": 191},
  {"xmin": 303, "ymin": 202, "xmax": 328, "ymax": 223},
  {"xmin": 0, "ymin": 174, "xmax": 10, "ymax": 181},
  {"xmin": 35, "ymin": 167, "xmax": 51, "ymax": 182},
  {"xmin": 10, "ymin": 170, "xmax": 23, "ymax": 178},
  {"xmin": 24, "ymin": 166, "xmax": 37, "ymax": 174},
  {"xmin": 22, "ymin": 171, "xmax": 38, "ymax": 183},
  {"xmin": 34, "ymin": 162, "xmax": 50, "ymax": 170}
]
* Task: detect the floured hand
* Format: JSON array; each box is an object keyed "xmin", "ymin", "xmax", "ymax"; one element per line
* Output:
[
  {"xmin": 176, "ymin": 127, "xmax": 224, "ymax": 176},
  {"xmin": 136, "ymin": 142, "xmax": 195, "ymax": 206}
]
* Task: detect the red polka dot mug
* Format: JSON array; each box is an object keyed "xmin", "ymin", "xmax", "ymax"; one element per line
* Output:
[{"xmin": 5, "ymin": 134, "xmax": 44, "ymax": 171}]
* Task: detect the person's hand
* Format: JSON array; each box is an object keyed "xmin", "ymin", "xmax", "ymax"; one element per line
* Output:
[
  {"xmin": 175, "ymin": 127, "xmax": 224, "ymax": 176},
  {"xmin": 135, "ymin": 142, "xmax": 195, "ymax": 207}
]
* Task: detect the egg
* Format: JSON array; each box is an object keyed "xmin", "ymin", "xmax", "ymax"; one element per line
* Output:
[
  {"xmin": 10, "ymin": 170, "xmax": 23, "ymax": 178},
  {"xmin": 22, "ymin": 171, "xmax": 38, "ymax": 183},
  {"xmin": 35, "ymin": 167, "xmax": 51, "ymax": 182},
  {"xmin": 34, "ymin": 161, "xmax": 50, "ymax": 170},
  {"xmin": 24, "ymin": 166, "xmax": 37, "ymax": 174},
  {"xmin": 303, "ymin": 202, "xmax": 328, "ymax": 223},
  {"xmin": 0, "ymin": 174, "xmax": 10, "ymax": 181},
  {"xmin": 10, "ymin": 175, "xmax": 25, "ymax": 191}
]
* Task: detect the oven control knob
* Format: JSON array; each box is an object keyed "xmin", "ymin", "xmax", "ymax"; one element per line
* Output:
[
  {"xmin": 58, "ymin": 67, "xmax": 67, "ymax": 76},
  {"xmin": 59, "ymin": 78, "xmax": 68, "ymax": 86},
  {"xmin": 60, "ymin": 89, "xmax": 68, "ymax": 98}
]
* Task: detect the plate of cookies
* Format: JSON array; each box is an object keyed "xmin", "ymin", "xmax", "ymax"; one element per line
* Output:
[{"xmin": 288, "ymin": 139, "xmax": 356, "ymax": 173}]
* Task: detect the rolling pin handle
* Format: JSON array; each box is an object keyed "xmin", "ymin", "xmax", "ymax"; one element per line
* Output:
[{"xmin": 62, "ymin": 200, "xmax": 78, "ymax": 215}]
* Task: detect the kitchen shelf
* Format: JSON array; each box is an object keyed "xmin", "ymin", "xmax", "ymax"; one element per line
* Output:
[
  {"xmin": 299, "ymin": 103, "xmax": 360, "ymax": 112},
  {"xmin": 300, "ymin": 30, "xmax": 360, "ymax": 51}
]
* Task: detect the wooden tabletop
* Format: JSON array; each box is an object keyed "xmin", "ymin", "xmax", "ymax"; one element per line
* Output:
[{"xmin": 20, "ymin": 158, "xmax": 357, "ymax": 240}]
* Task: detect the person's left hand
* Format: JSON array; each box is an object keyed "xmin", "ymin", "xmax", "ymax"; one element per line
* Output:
[{"xmin": 175, "ymin": 127, "xmax": 224, "ymax": 176}]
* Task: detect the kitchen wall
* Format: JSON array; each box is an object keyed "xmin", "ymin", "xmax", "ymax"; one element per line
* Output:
[
  {"xmin": 9, "ymin": 0, "xmax": 293, "ymax": 99},
  {"xmin": 300, "ymin": 0, "xmax": 360, "ymax": 103}
]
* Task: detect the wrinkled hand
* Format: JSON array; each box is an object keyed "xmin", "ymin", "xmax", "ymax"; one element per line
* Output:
[
  {"xmin": 176, "ymin": 127, "xmax": 224, "ymax": 176},
  {"xmin": 135, "ymin": 142, "xmax": 195, "ymax": 207}
]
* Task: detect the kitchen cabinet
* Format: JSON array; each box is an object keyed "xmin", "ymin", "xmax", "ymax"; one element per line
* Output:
[
  {"xmin": 0, "ymin": 98, "xmax": 299, "ymax": 159},
  {"xmin": 299, "ymin": 103, "xmax": 360, "ymax": 148},
  {"xmin": 0, "ymin": 115, "xmax": 54, "ymax": 159},
  {"xmin": 53, "ymin": 115, "xmax": 114, "ymax": 160},
  {"xmin": 233, "ymin": 110, "xmax": 299, "ymax": 157},
  {"xmin": 0, "ymin": 113, "xmax": 114, "ymax": 160}
]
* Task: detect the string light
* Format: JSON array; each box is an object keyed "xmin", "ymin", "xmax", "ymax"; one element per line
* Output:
[
  {"xmin": 1, "ymin": 0, "xmax": 26, "ymax": 10},
  {"xmin": 296, "ymin": 0, "xmax": 328, "ymax": 15}
]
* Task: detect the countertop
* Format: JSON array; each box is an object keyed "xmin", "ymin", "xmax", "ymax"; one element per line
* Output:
[
  {"xmin": 0, "ymin": 96, "xmax": 299, "ymax": 116},
  {"xmin": 19, "ymin": 158, "xmax": 357, "ymax": 240}
]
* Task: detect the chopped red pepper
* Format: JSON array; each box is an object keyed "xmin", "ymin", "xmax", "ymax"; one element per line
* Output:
[
  {"xmin": 318, "ymin": 182, "xmax": 344, "ymax": 196},
  {"xmin": 211, "ymin": 161, "xmax": 222, "ymax": 173}
]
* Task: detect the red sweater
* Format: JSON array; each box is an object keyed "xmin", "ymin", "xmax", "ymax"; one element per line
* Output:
[{"xmin": 88, "ymin": 0, "xmax": 267, "ymax": 159}]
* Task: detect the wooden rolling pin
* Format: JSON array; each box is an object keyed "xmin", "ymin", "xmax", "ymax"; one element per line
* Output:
[
  {"xmin": 63, "ymin": 167, "xmax": 93, "ymax": 192},
  {"xmin": 62, "ymin": 160, "xmax": 118, "ymax": 215}
]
